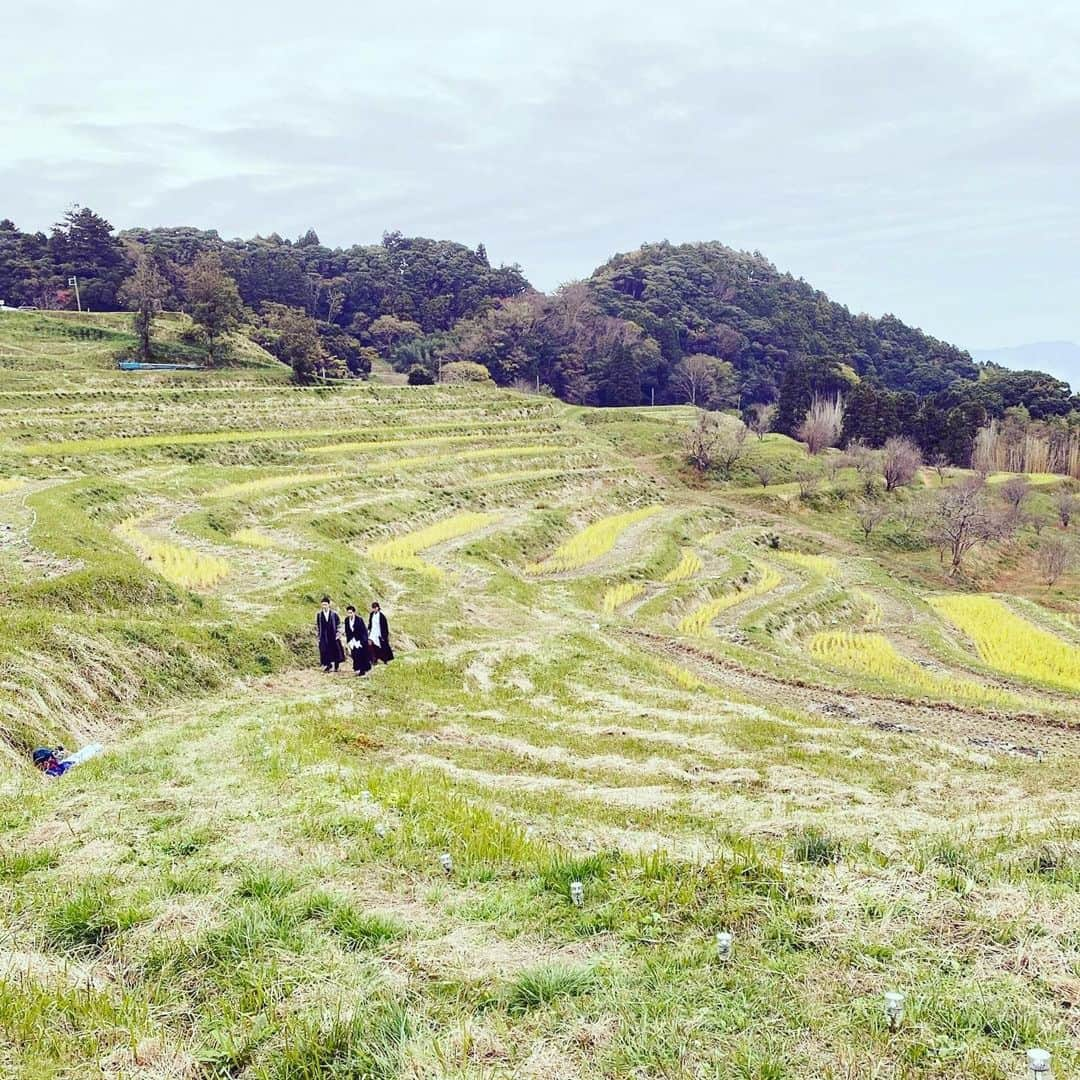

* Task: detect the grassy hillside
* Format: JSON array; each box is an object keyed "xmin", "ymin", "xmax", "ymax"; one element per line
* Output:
[{"xmin": 0, "ymin": 311, "xmax": 1077, "ymax": 1079}]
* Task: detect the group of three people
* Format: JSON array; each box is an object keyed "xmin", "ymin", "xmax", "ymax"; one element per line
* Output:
[{"xmin": 316, "ymin": 597, "xmax": 393, "ymax": 675}]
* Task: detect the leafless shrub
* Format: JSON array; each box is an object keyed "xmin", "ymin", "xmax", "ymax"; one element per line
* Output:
[
  {"xmin": 798, "ymin": 395, "xmax": 844, "ymax": 455},
  {"xmin": 997, "ymin": 476, "xmax": 1030, "ymax": 510},
  {"xmin": 882, "ymin": 436, "xmax": 922, "ymax": 492},
  {"xmin": 1055, "ymin": 489, "xmax": 1077, "ymax": 529},
  {"xmin": 1036, "ymin": 536, "xmax": 1072, "ymax": 585},
  {"xmin": 856, "ymin": 499, "xmax": 889, "ymax": 541},
  {"xmin": 714, "ymin": 419, "xmax": 750, "ymax": 477},
  {"xmin": 843, "ymin": 439, "xmax": 882, "ymax": 495},
  {"xmin": 682, "ymin": 412, "xmax": 748, "ymax": 476},
  {"xmin": 747, "ymin": 402, "xmax": 776, "ymax": 441},
  {"xmin": 682, "ymin": 410, "xmax": 721, "ymax": 473},
  {"xmin": 1027, "ymin": 512, "xmax": 1051, "ymax": 536},
  {"xmin": 796, "ymin": 468, "xmax": 820, "ymax": 500},
  {"xmin": 750, "ymin": 462, "xmax": 774, "ymax": 488}
]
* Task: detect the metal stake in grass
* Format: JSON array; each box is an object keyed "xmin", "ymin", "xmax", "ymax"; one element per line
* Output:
[
  {"xmin": 439, "ymin": 852, "xmax": 453, "ymax": 875},
  {"xmin": 1027, "ymin": 1049, "xmax": 1052, "ymax": 1078},
  {"xmin": 570, "ymin": 880, "xmax": 584, "ymax": 907},
  {"xmin": 715, "ymin": 931, "xmax": 733, "ymax": 961},
  {"xmin": 884, "ymin": 991, "xmax": 905, "ymax": 1031}
]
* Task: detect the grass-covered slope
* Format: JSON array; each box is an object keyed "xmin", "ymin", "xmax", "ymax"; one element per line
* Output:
[{"xmin": 0, "ymin": 312, "xmax": 1077, "ymax": 1078}]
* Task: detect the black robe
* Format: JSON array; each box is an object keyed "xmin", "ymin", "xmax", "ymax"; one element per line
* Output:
[
  {"xmin": 343, "ymin": 614, "xmax": 371, "ymax": 673},
  {"xmin": 368, "ymin": 611, "xmax": 394, "ymax": 662},
  {"xmin": 316, "ymin": 609, "xmax": 341, "ymax": 667}
]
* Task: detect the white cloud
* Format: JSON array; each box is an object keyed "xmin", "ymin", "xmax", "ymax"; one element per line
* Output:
[{"xmin": 1, "ymin": 0, "xmax": 1077, "ymax": 346}]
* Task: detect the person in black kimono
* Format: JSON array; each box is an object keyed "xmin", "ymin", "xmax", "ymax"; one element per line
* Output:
[
  {"xmin": 343, "ymin": 605, "xmax": 371, "ymax": 676},
  {"xmin": 316, "ymin": 596, "xmax": 341, "ymax": 672},
  {"xmin": 368, "ymin": 601, "xmax": 394, "ymax": 665}
]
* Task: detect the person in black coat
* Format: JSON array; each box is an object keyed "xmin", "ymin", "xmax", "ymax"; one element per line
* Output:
[
  {"xmin": 368, "ymin": 601, "xmax": 394, "ymax": 664},
  {"xmin": 316, "ymin": 596, "xmax": 341, "ymax": 672},
  {"xmin": 343, "ymin": 605, "xmax": 371, "ymax": 675}
]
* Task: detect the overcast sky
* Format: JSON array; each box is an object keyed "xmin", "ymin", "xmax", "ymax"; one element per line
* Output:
[{"xmin": 3, "ymin": 0, "xmax": 1078, "ymax": 352}]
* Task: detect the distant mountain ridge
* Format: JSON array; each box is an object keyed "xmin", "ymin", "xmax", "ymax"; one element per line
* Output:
[{"xmin": 972, "ymin": 342, "xmax": 1079, "ymax": 392}]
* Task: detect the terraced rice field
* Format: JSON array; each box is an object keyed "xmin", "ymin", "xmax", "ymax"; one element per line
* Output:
[{"xmin": 0, "ymin": 309, "xmax": 1077, "ymax": 1079}]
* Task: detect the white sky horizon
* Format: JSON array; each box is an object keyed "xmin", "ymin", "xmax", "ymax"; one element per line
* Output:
[{"xmin": 3, "ymin": 0, "xmax": 1078, "ymax": 354}]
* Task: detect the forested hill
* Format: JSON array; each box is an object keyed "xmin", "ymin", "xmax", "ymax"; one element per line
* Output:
[
  {"xmin": 589, "ymin": 241, "xmax": 978, "ymax": 401},
  {"xmin": 2, "ymin": 210, "xmax": 1077, "ymax": 464}
]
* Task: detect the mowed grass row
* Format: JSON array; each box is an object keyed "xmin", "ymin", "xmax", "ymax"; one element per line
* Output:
[
  {"xmin": 5, "ymin": 415, "xmax": 562, "ymax": 456},
  {"xmin": 678, "ymin": 563, "xmax": 784, "ymax": 634},
  {"xmin": 1, "ymin": 641, "xmax": 1075, "ymax": 1080},
  {"xmin": 207, "ymin": 444, "xmax": 577, "ymax": 499}
]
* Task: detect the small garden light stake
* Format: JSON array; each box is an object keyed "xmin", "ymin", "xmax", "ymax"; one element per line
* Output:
[
  {"xmin": 374, "ymin": 823, "xmax": 388, "ymax": 838},
  {"xmin": 1027, "ymin": 1049, "xmax": 1051, "ymax": 1078},
  {"xmin": 884, "ymin": 991, "xmax": 905, "ymax": 1031},
  {"xmin": 715, "ymin": 931, "xmax": 732, "ymax": 961},
  {"xmin": 439, "ymin": 852, "xmax": 453, "ymax": 875},
  {"xmin": 570, "ymin": 880, "xmax": 584, "ymax": 907}
]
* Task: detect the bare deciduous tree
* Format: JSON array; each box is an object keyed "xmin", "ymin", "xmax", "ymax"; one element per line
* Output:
[
  {"xmin": 747, "ymin": 402, "xmax": 776, "ymax": 441},
  {"xmin": 795, "ymin": 467, "xmax": 820, "ymax": 500},
  {"xmin": 671, "ymin": 355, "xmax": 712, "ymax": 407},
  {"xmin": 682, "ymin": 411, "xmax": 722, "ymax": 473},
  {"xmin": 1055, "ymin": 489, "xmax": 1077, "ymax": 529},
  {"xmin": 1036, "ymin": 536, "xmax": 1072, "ymax": 585},
  {"xmin": 997, "ymin": 475, "xmax": 1030, "ymax": 510},
  {"xmin": 881, "ymin": 436, "xmax": 922, "ymax": 492},
  {"xmin": 713, "ymin": 418, "xmax": 750, "ymax": 476},
  {"xmin": 928, "ymin": 478, "xmax": 1012, "ymax": 575},
  {"xmin": 671, "ymin": 354, "xmax": 734, "ymax": 408},
  {"xmin": 1027, "ymin": 512, "xmax": 1050, "ymax": 536},
  {"xmin": 856, "ymin": 499, "xmax": 888, "ymax": 541},
  {"xmin": 842, "ymin": 440, "xmax": 882, "ymax": 495},
  {"xmin": 798, "ymin": 395, "xmax": 844, "ymax": 455},
  {"xmin": 931, "ymin": 453, "xmax": 950, "ymax": 485}
]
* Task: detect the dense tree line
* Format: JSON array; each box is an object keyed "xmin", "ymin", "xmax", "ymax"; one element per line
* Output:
[{"xmin": 2, "ymin": 211, "xmax": 1077, "ymax": 467}]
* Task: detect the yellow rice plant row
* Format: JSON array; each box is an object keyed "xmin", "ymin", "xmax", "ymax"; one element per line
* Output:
[
  {"xmin": 808, "ymin": 630, "xmax": 1016, "ymax": 707},
  {"xmin": 601, "ymin": 582, "xmax": 646, "ymax": 612},
  {"xmin": 527, "ymin": 506, "xmax": 665, "ymax": 575},
  {"xmin": 772, "ymin": 550, "xmax": 838, "ymax": 576},
  {"xmin": 677, "ymin": 563, "xmax": 783, "ymax": 635},
  {"xmin": 662, "ymin": 662, "xmax": 705, "ymax": 691},
  {"xmin": 367, "ymin": 512, "xmax": 500, "ymax": 578},
  {"xmin": 930, "ymin": 594, "xmax": 1080, "ymax": 694},
  {"xmin": 116, "ymin": 518, "xmax": 231, "ymax": 590},
  {"xmin": 853, "ymin": 589, "xmax": 884, "ymax": 628},
  {"xmin": 663, "ymin": 549, "xmax": 703, "ymax": 583},
  {"xmin": 230, "ymin": 528, "xmax": 275, "ymax": 550}
]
